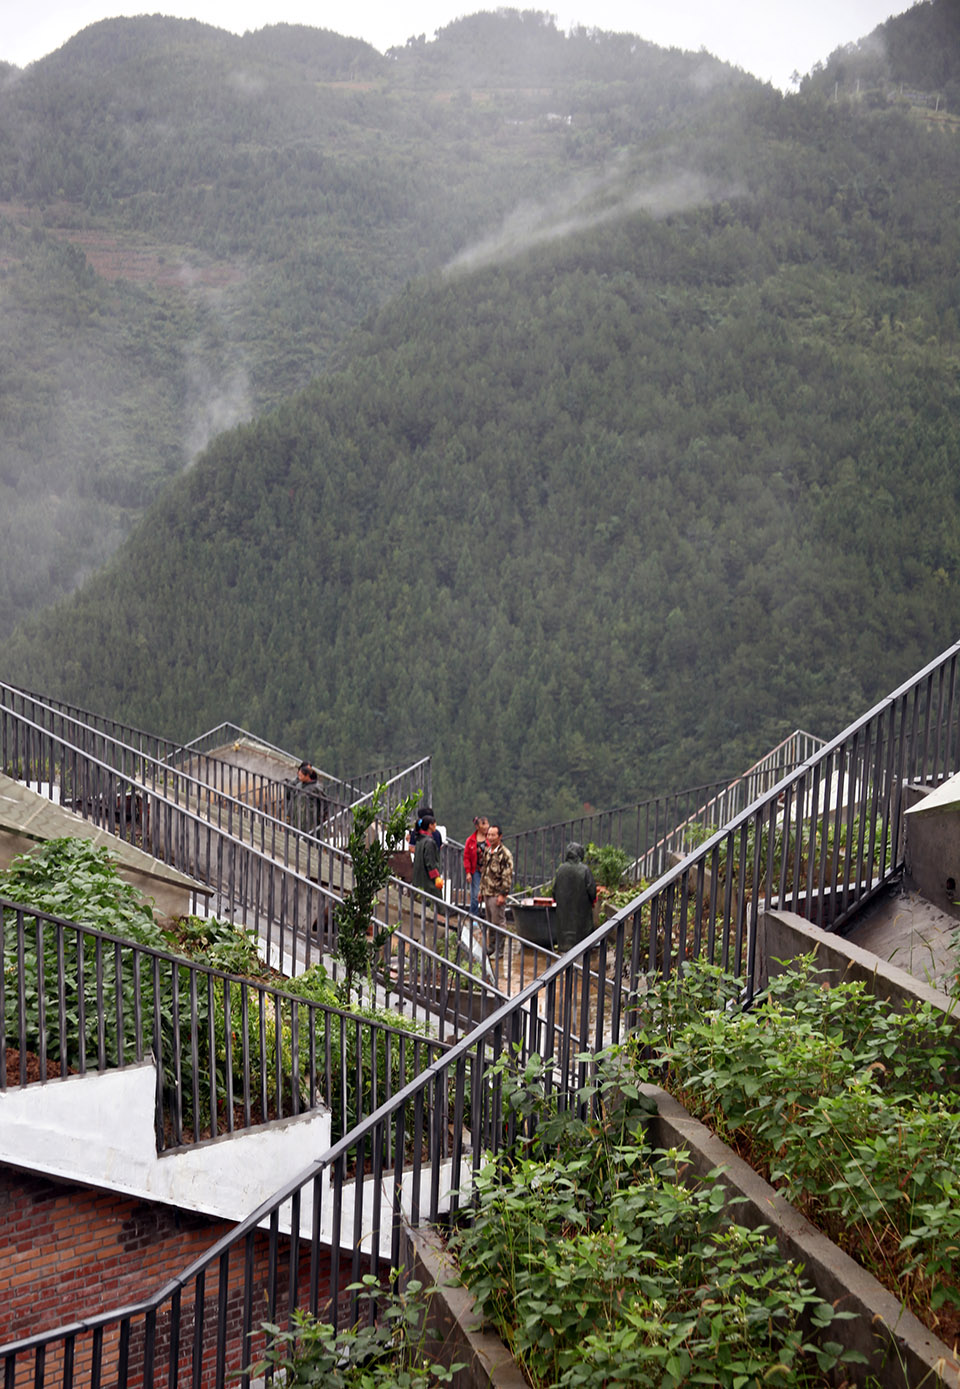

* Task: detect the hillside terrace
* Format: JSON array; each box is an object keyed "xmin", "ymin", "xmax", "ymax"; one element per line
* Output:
[{"xmin": 2, "ymin": 644, "xmax": 960, "ymax": 1383}]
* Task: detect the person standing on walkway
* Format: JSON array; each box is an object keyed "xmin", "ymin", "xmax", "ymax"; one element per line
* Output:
[
  {"xmin": 412, "ymin": 815, "xmax": 444, "ymax": 899},
  {"xmin": 463, "ymin": 815, "xmax": 489, "ymax": 916},
  {"xmin": 550, "ymin": 842, "xmax": 597, "ymax": 953},
  {"xmin": 285, "ymin": 760, "xmax": 325, "ymax": 835},
  {"xmin": 480, "ymin": 822, "xmax": 513, "ymax": 955}
]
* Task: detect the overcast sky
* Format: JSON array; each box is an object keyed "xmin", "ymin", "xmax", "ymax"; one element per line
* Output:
[{"xmin": 2, "ymin": 1, "xmax": 908, "ymax": 91}]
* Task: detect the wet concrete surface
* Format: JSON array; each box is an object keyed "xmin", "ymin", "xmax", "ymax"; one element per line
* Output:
[{"xmin": 843, "ymin": 880, "xmax": 958, "ymax": 993}]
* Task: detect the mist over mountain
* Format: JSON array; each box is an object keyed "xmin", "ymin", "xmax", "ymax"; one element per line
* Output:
[
  {"xmin": 0, "ymin": 9, "xmax": 746, "ymax": 635},
  {"xmin": 5, "ymin": 3, "xmax": 960, "ymax": 832},
  {"xmin": 805, "ymin": 0, "xmax": 960, "ymax": 104},
  {"xmin": 6, "ymin": 1, "xmax": 960, "ymax": 833}
]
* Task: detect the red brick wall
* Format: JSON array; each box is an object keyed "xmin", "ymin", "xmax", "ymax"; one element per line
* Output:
[{"xmin": 0, "ymin": 1164, "xmax": 367, "ymax": 1387}]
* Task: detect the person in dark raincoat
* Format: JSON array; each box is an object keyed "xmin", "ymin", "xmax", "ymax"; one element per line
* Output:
[
  {"xmin": 412, "ymin": 815, "xmax": 444, "ymax": 898},
  {"xmin": 550, "ymin": 842, "xmax": 597, "ymax": 953},
  {"xmin": 284, "ymin": 760, "xmax": 326, "ymax": 835}
]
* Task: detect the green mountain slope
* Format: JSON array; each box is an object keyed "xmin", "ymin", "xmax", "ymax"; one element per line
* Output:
[
  {"xmin": 0, "ymin": 10, "xmax": 743, "ymax": 636},
  {"xmin": 7, "ymin": 70, "xmax": 960, "ymax": 833},
  {"xmin": 804, "ymin": 0, "xmax": 960, "ymax": 107}
]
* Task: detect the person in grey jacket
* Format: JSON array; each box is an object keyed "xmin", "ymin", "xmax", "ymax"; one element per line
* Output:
[{"xmin": 551, "ymin": 842, "xmax": 597, "ymax": 953}]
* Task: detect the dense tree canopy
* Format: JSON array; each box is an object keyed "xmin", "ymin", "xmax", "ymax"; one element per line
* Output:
[
  {"xmin": 4, "ymin": 4, "xmax": 960, "ymax": 834},
  {"xmin": 7, "ymin": 44, "xmax": 960, "ymax": 831},
  {"xmin": 0, "ymin": 11, "xmax": 749, "ymax": 634}
]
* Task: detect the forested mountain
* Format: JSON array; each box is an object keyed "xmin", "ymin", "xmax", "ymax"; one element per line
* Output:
[
  {"xmin": 805, "ymin": 0, "xmax": 960, "ymax": 105},
  {"xmin": 0, "ymin": 9, "xmax": 739, "ymax": 634},
  {"xmin": 6, "ymin": 2, "xmax": 960, "ymax": 834}
]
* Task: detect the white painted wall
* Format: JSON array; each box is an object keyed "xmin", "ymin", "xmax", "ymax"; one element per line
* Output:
[
  {"xmin": 0, "ymin": 1065, "xmax": 469, "ymax": 1257},
  {"xmin": 0, "ymin": 1063, "xmax": 330, "ymax": 1226}
]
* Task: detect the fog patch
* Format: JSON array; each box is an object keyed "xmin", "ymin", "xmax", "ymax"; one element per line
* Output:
[
  {"xmin": 447, "ymin": 159, "xmax": 740, "ymax": 274},
  {"xmin": 183, "ymin": 346, "xmax": 253, "ymax": 461},
  {"xmin": 228, "ymin": 68, "xmax": 266, "ymax": 96},
  {"xmin": 690, "ymin": 57, "xmax": 742, "ymax": 93}
]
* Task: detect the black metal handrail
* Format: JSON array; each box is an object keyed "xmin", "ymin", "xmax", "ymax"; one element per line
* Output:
[
  {"xmin": 510, "ymin": 778, "xmax": 737, "ymax": 888},
  {"xmin": 509, "ymin": 728, "xmax": 826, "ymax": 889},
  {"xmin": 0, "ymin": 681, "xmax": 433, "ymax": 854},
  {"xmin": 0, "ymin": 896, "xmax": 448, "ymax": 1151},
  {"xmin": 0, "ymin": 689, "xmax": 543, "ymax": 1004},
  {"xmin": 0, "ymin": 702, "xmax": 506, "ymax": 1044},
  {"xmin": 5, "ymin": 640, "xmax": 959, "ymax": 1385}
]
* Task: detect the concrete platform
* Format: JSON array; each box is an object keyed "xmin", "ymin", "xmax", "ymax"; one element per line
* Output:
[{"xmin": 842, "ymin": 880, "xmax": 958, "ymax": 993}]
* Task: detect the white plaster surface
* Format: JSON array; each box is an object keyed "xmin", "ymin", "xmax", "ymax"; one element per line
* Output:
[
  {"xmin": 0, "ymin": 1064, "xmax": 471, "ymax": 1257},
  {"xmin": 904, "ymin": 769, "xmax": 960, "ymax": 814},
  {"xmin": 0, "ymin": 1062, "xmax": 331, "ymax": 1225}
]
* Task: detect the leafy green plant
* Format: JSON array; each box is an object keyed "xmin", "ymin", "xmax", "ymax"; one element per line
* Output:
[
  {"xmin": 1, "ymin": 838, "xmax": 171, "ymax": 1071},
  {"xmin": 0, "ymin": 837, "xmax": 167, "ymax": 947},
  {"xmin": 452, "ymin": 1047, "xmax": 861, "ymax": 1388},
  {"xmin": 631, "ymin": 956, "xmax": 960, "ymax": 1329},
  {"xmin": 248, "ymin": 1274, "xmax": 462, "ymax": 1387},
  {"xmin": 174, "ymin": 914, "xmax": 264, "ymax": 977},
  {"xmin": 0, "ymin": 836, "xmax": 449, "ymax": 1148},
  {"xmin": 585, "ymin": 841, "xmax": 631, "ymax": 892},
  {"xmin": 333, "ymin": 785, "xmax": 421, "ymax": 1005}
]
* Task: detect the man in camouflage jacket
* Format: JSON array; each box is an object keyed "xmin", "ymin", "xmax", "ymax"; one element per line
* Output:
[{"xmin": 480, "ymin": 823, "xmax": 513, "ymax": 959}]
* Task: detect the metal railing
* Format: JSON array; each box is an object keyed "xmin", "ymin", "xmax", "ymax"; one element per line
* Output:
[
  {"xmin": 0, "ymin": 687, "xmax": 550, "ymax": 1004},
  {"xmin": 177, "ymin": 724, "xmax": 432, "ymax": 819},
  {"xmin": 5, "ymin": 639, "xmax": 957, "ymax": 1384},
  {"xmin": 0, "ymin": 682, "xmax": 432, "ymax": 853},
  {"xmin": 321, "ymin": 758, "xmax": 434, "ymax": 849},
  {"xmin": 0, "ymin": 701, "xmax": 511, "ymax": 1045},
  {"xmin": 0, "ymin": 897, "xmax": 448, "ymax": 1151},
  {"xmin": 633, "ymin": 728, "xmax": 827, "ymax": 877},
  {"xmin": 510, "ymin": 731, "xmax": 826, "ymax": 889},
  {"xmin": 511, "ymin": 777, "xmax": 738, "ymax": 888}
]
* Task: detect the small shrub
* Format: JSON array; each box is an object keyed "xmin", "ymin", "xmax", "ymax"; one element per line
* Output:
[
  {"xmin": 248, "ymin": 1274, "xmax": 462, "ymax": 1387},
  {"xmin": 174, "ymin": 914, "xmax": 264, "ymax": 977},
  {"xmin": 334, "ymin": 785, "xmax": 420, "ymax": 1005},
  {"xmin": 585, "ymin": 841, "xmax": 631, "ymax": 892}
]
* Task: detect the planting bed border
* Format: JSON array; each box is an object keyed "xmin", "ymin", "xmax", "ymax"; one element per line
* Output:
[
  {"xmin": 403, "ymin": 1078, "xmax": 960, "ymax": 1388},
  {"xmin": 757, "ymin": 908, "xmax": 960, "ymax": 1022},
  {"xmin": 643, "ymin": 1086, "xmax": 960, "ymax": 1388},
  {"xmin": 399, "ymin": 909, "xmax": 960, "ymax": 1388}
]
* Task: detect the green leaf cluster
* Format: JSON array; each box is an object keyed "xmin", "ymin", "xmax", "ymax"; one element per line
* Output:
[
  {"xmin": 249, "ymin": 1275, "xmax": 462, "ymax": 1386},
  {"xmin": 633, "ymin": 957, "xmax": 960, "ymax": 1321},
  {"xmin": 332, "ymin": 785, "xmax": 421, "ymax": 1004},
  {"xmin": 0, "ymin": 836, "xmax": 165, "ymax": 946},
  {"xmin": 453, "ymin": 1048, "xmax": 861, "ymax": 1387}
]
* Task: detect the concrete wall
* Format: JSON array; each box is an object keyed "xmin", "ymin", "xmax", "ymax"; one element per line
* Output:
[
  {"xmin": 0, "ymin": 1063, "xmax": 331, "ymax": 1229},
  {"xmin": 757, "ymin": 908, "xmax": 959, "ymax": 1023},
  {"xmin": 644, "ymin": 1087, "xmax": 960, "ymax": 1388},
  {"xmin": 400, "ymin": 1225, "xmax": 527, "ymax": 1389},
  {"xmin": 903, "ymin": 780, "xmax": 960, "ymax": 920}
]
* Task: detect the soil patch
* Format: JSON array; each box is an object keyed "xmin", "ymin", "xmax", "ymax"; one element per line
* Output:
[{"xmin": 5, "ymin": 1048, "xmax": 68, "ymax": 1085}]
